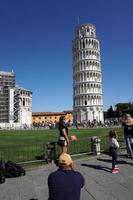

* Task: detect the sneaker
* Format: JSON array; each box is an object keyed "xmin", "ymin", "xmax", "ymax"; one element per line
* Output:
[
  {"xmin": 115, "ymin": 165, "xmax": 119, "ymax": 170},
  {"xmin": 112, "ymin": 169, "xmax": 119, "ymax": 174}
]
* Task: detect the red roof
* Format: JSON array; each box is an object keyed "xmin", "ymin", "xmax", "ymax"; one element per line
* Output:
[{"xmin": 32, "ymin": 110, "xmax": 73, "ymax": 116}]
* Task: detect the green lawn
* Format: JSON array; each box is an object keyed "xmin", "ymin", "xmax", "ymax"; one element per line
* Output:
[
  {"xmin": 0, "ymin": 127, "xmax": 123, "ymax": 145},
  {"xmin": 0, "ymin": 127, "xmax": 124, "ymax": 163}
]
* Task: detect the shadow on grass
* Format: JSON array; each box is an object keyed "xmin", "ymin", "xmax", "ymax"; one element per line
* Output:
[{"xmin": 81, "ymin": 163, "xmax": 111, "ymax": 173}]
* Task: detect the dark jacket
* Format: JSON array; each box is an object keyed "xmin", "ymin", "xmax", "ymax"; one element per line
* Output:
[{"xmin": 48, "ymin": 169, "xmax": 84, "ymax": 200}]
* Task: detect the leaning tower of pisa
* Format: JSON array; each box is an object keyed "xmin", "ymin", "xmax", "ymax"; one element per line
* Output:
[{"xmin": 72, "ymin": 23, "xmax": 104, "ymax": 123}]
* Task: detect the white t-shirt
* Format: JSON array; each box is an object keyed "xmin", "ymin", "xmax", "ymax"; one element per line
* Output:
[{"xmin": 109, "ymin": 137, "xmax": 119, "ymax": 148}]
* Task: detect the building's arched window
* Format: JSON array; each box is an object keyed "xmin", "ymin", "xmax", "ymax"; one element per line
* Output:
[
  {"xmin": 86, "ymin": 51, "xmax": 88, "ymax": 56},
  {"xmin": 87, "ymin": 61, "xmax": 89, "ymax": 66},
  {"xmin": 83, "ymin": 40, "xmax": 85, "ymax": 48},
  {"xmin": 86, "ymin": 39, "xmax": 88, "ymax": 45},
  {"xmin": 23, "ymin": 98, "xmax": 25, "ymax": 106},
  {"xmin": 85, "ymin": 100, "xmax": 87, "ymax": 105},
  {"xmin": 83, "ymin": 51, "xmax": 85, "ymax": 58},
  {"xmin": 80, "ymin": 41, "xmax": 82, "ymax": 49}
]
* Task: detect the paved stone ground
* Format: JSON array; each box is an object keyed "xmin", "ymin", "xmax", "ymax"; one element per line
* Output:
[{"xmin": 0, "ymin": 154, "xmax": 133, "ymax": 200}]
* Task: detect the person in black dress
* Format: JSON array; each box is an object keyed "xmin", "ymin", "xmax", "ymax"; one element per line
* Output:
[{"xmin": 58, "ymin": 116, "xmax": 69, "ymax": 153}]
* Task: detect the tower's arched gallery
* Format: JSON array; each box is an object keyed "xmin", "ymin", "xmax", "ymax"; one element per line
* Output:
[{"xmin": 72, "ymin": 23, "xmax": 104, "ymax": 123}]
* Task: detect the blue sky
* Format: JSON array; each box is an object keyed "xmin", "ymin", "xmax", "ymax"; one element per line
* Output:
[{"xmin": 0, "ymin": 0, "xmax": 133, "ymax": 112}]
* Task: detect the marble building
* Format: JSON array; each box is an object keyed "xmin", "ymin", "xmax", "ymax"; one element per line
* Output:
[{"xmin": 72, "ymin": 23, "xmax": 104, "ymax": 123}]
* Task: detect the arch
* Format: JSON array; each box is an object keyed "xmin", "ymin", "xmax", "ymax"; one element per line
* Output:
[
  {"xmin": 87, "ymin": 61, "xmax": 89, "ymax": 66},
  {"xmin": 83, "ymin": 40, "xmax": 85, "ymax": 48},
  {"xmin": 81, "ymin": 84, "xmax": 83, "ymax": 93},
  {"xmin": 86, "ymin": 39, "xmax": 88, "ymax": 45},
  {"xmin": 87, "ymin": 83, "xmax": 90, "ymax": 90},
  {"xmin": 89, "ymin": 50, "xmax": 91, "ymax": 57},
  {"xmin": 84, "ymin": 72, "xmax": 87, "ymax": 81},
  {"xmin": 87, "ymin": 72, "xmax": 89, "ymax": 79},
  {"xmin": 86, "ymin": 50, "xmax": 88, "ymax": 57},
  {"xmin": 93, "ymin": 72, "xmax": 95, "ymax": 77},
  {"xmin": 80, "ymin": 40, "xmax": 82, "ymax": 49},
  {"xmin": 83, "ymin": 51, "xmax": 85, "ymax": 58},
  {"xmin": 85, "ymin": 100, "xmax": 87, "ymax": 105},
  {"xmin": 80, "ymin": 61, "xmax": 82, "ymax": 70}
]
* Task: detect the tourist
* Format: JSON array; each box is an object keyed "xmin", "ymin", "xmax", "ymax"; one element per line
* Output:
[
  {"xmin": 48, "ymin": 153, "xmax": 85, "ymax": 200},
  {"xmin": 57, "ymin": 116, "xmax": 69, "ymax": 153},
  {"xmin": 122, "ymin": 113, "xmax": 133, "ymax": 158},
  {"xmin": 109, "ymin": 130, "xmax": 120, "ymax": 174}
]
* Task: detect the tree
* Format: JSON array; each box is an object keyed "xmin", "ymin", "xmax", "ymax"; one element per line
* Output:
[
  {"xmin": 107, "ymin": 105, "xmax": 114, "ymax": 118},
  {"xmin": 115, "ymin": 106, "xmax": 122, "ymax": 118},
  {"xmin": 115, "ymin": 102, "xmax": 133, "ymax": 113},
  {"xmin": 115, "ymin": 103, "xmax": 129, "ymax": 111}
]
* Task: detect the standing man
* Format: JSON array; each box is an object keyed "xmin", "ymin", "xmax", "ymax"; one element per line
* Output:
[{"xmin": 48, "ymin": 153, "xmax": 85, "ymax": 200}]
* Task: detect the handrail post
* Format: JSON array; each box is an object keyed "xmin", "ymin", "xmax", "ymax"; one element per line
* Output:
[{"xmin": 91, "ymin": 136, "xmax": 101, "ymax": 155}]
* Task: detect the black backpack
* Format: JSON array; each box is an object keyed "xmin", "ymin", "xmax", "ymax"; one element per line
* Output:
[
  {"xmin": 0, "ymin": 160, "xmax": 5, "ymax": 184},
  {"xmin": 5, "ymin": 161, "xmax": 26, "ymax": 178}
]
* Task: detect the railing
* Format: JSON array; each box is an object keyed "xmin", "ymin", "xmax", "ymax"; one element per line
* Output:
[
  {"xmin": 0, "ymin": 135, "xmax": 125, "ymax": 164},
  {"xmin": 0, "ymin": 143, "xmax": 44, "ymax": 163}
]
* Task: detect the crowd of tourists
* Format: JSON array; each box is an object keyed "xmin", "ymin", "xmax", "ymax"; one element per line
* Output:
[{"xmin": 32, "ymin": 117, "xmax": 122, "ymax": 130}]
